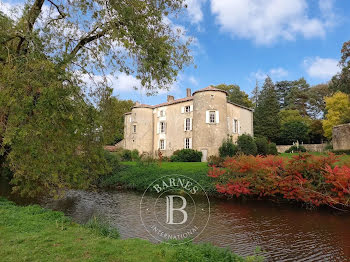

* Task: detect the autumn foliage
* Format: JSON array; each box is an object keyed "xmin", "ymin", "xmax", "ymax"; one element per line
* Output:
[{"xmin": 208, "ymin": 154, "xmax": 350, "ymax": 208}]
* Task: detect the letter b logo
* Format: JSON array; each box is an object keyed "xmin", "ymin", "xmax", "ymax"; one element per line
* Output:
[{"xmin": 166, "ymin": 195, "xmax": 188, "ymax": 225}]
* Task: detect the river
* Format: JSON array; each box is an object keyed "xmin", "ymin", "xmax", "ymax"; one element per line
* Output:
[{"xmin": 1, "ymin": 176, "xmax": 350, "ymax": 261}]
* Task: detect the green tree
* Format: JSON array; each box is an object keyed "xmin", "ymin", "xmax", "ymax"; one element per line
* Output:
[
  {"xmin": 307, "ymin": 83, "xmax": 331, "ymax": 119},
  {"xmin": 323, "ymin": 92, "xmax": 350, "ymax": 139},
  {"xmin": 214, "ymin": 84, "xmax": 253, "ymax": 108},
  {"xmin": 276, "ymin": 78, "xmax": 311, "ymax": 117},
  {"xmin": 99, "ymin": 97, "xmax": 134, "ymax": 145},
  {"xmin": 279, "ymin": 121, "xmax": 309, "ymax": 144},
  {"xmin": 237, "ymin": 134, "xmax": 257, "ymax": 155},
  {"xmin": 0, "ymin": 0, "xmax": 191, "ymax": 197},
  {"xmin": 253, "ymin": 77, "xmax": 281, "ymax": 142},
  {"xmin": 330, "ymin": 41, "xmax": 350, "ymax": 94},
  {"xmin": 309, "ymin": 119, "xmax": 325, "ymax": 144}
]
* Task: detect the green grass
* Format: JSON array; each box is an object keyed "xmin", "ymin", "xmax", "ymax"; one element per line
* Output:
[
  {"xmin": 100, "ymin": 161, "xmax": 217, "ymax": 194},
  {"xmin": 279, "ymin": 152, "xmax": 350, "ymax": 163},
  {"xmin": 0, "ymin": 198, "xmax": 263, "ymax": 262}
]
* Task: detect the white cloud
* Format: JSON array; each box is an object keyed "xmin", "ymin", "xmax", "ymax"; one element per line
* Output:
[
  {"xmin": 210, "ymin": 0, "xmax": 335, "ymax": 45},
  {"xmin": 188, "ymin": 76, "xmax": 199, "ymax": 86},
  {"xmin": 304, "ymin": 57, "xmax": 339, "ymax": 79},
  {"xmin": 250, "ymin": 67, "xmax": 289, "ymax": 81},
  {"xmin": 184, "ymin": 0, "xmax": 206, "ymax": 24}
]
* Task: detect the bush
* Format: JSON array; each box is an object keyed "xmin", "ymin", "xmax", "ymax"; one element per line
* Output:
[
  {"xmin": 285, "ymin": 145, "xmax": 307, "ymax": 153},
  {"xmin": 267, "ymin": 142, "xmax": 278, "ymax": 155},
  {"xmin": 332, "ymin": 149, "xmax": 350, "ymax": 155},
  {"xmin": 104, "ymin": 150, "xmax": 120, "ymax": 174},
  {"xmin": 254, "ymin": 137, "xmax": 268, "ymax": 155},
  {"xmin": 170, "ymin": 149, "xmax": 202, "ymax": 162},
  {"xmin": 237, "ymin": 134, "xmax": 257, "ymax": 156},
  {"xmin": 209, "ymin": 153, "xmax": 350, "ymax": 207},
  {"xmin": 131, "ymin": 149, "xmax": 140, "ymax": 161},
  {"xmin": 325, "ymin": 143, "xmax": 333, "ymax": 151},
  {"xmin": 219, "ymin": 137, "xmax": 237, "ymax": 158},
  {"xmin": 207, "ymin": 155, "xmax": 224, "ymax": 167}
]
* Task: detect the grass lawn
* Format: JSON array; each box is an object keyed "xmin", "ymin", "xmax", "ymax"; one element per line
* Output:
[
  {"xmin": 100, "ymin": 161, "xmax": 217, "ymax": 194},
  {"xmin": 279, "ymin": 152, "xmax": 350, "ymax": 164},
  {"xmin": 0, "ymin": 198, "xmax": 262, "ymax": 262}
]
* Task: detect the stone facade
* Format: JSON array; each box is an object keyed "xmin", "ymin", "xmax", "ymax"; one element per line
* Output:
[
  {"xmin": 276, "ymin": 144, "xmax": 327, "ymax": 153},
  {"xmin": 122, "ymin": 86, "xmax": 254, "ymax": 161},
  {"xmin": 333, "ymin": 123, "xmax": 350, "ymax": 150}
]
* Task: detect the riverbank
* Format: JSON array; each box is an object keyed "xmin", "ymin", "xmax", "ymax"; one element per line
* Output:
[
  {"xmin": 0, "ymin": 197, "xmax": 262, "ymax": 262},
  {"xmin": 100, "ymin": 161, "xmax": 217, "ymax": 194}
]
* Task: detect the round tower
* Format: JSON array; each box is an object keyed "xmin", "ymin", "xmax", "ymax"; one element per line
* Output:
[
  {"xmin": 192, "ymin": 86, "xmax": 228, "ymax": 159},
  {"xmin": 129, "ymin": 105, "xmax": 153, "ymax": 154}
]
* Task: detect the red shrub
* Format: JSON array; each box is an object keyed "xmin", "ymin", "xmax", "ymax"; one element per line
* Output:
[{"xmin": 209, "ymin": 153, "xmax": 350, "ymax": 208}]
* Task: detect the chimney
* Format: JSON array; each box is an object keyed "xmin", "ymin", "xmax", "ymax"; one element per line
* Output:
[
  {"xmin": 167, "ymin": 95, "xmax": 174, "ymax": 102},
  {"xmin": 186, "ymin": 88, "xmax": 191, "ymax": 97},
  {"xmin": 135, "ymin": 101, "xmax": 140, "ymax": 106}
]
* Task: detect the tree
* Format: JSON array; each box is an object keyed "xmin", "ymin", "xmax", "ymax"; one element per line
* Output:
[
  {"xmin": 254, "ymin": 77, "xmax": 281, "ymax": 142},
  {"xmin": 330, "ymin": 41, "xmax": 350, "ymax": 94},
  {"xmin": 279, "ymin": 121, "xmax": 309, "ymax": 145},
  {"xmin": 279, "ymin": 109, "xmax": 311, "ymax": 126},
  {"xmin": 323, "ymin": 92, "xmax": 350, "ymax": 139},
  {"xmin": 309, "ymin": 120, "xmax": 325, "ymax": 144},
  {"xmin": 214, "ymin": 84, "xmax": 253, "ymax": 108},
  {"xmin": 99, "ymin": 97, "xmax": 134, "ymax": 145},
  {"xmin": 0, "ymin": 1, "xmax": 191, "ymax": 197},
  {"xmin": 276, "ymin": 78, "xmax": 311, "ymax": 116},
  {"xmin": 307, "ymin": 83, "xmax": 331, "ymax": 119}
]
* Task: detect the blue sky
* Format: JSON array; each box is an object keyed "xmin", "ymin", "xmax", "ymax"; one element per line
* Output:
[
  {"xmin": 128, "ymin": 0, "xmax": 350, "ymax": 106},
  {"xmin": 1, "ymin": 0, "xmax": 350, "ymax": 106}
]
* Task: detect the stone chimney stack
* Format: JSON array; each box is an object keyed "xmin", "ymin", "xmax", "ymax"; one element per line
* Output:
[
  {"xmin": 167, "ymin": 95, "xmax": 174, "ymax": 102},
  {"xmin": 186, "ymin": 88, "xmax": 191, "ymax": 97}
]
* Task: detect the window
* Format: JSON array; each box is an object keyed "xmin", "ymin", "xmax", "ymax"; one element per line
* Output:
[
  {"xmin": 160, "ymin": 110, "xmax": 164, "ymax": 117},
  {"xmin": 185, "ymin": 106, "xmax": 191, "ymax": 113},
  {"xmin": 160, "ymin": 139, "xmax": 165, "ymax": 150},
  {"xmin": 133, "ymin": 124, "xmax": 136, "ymax": 133},
  {"xmin": 185, "ymin": 138, "xmax": 190, "ymax": 149},
  {"xmin": 160, "ymin": 122, "xmax": 166, "ymax": 133},
  {"xmin": 233, "ymin": 120, "xmax": 238, "ymax": 133},
  {"xmin": 209, "ymin": 111, "xmax": 216, "ymax": 123},
  {"xmin": 185, "ymin": 118, "xmax": 191, "ymax": 131}
]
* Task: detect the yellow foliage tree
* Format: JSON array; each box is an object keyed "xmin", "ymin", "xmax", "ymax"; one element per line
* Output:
[{"xmin": 323, "ymin": 92, "xmax": 350, "ymax": 139}]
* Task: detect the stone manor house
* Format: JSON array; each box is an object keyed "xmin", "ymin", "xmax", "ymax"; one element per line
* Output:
[{"xmin": 121, "ymin": 86, "xmax": 253, "ymax": 161}]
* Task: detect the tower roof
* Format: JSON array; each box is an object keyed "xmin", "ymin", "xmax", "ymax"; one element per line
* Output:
[{"xmin": 192, "ymin": 85, "xmax": 228, "ymax": 96}]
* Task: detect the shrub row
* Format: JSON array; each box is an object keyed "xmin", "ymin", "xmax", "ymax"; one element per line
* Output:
[
  {"xmin": 218, "ymin": 134, "xmax": 278, "ymax": 158},
  {"xmin": 209, "ymin": 153, "xmax": 350, "ymax": 207}
]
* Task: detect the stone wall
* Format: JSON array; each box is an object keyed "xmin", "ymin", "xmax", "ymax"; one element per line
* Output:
[
  {"xmin": 333, "ymin": 123, "xmax": 350, "ymax": 150},
  {"xmin": 276, "ymin": 143, "xmax": 327, "ymax": 153}
]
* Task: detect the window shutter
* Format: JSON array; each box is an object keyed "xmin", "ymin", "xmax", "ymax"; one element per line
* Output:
[
  {"xmin": 164, "ymin": 139, "xmax": 166, "ymax": 150},
  {"xmin": 205, "ymin": 111, "xmax": 209, "ymax": 123},
  {"xmin": 184, "ymin": 119, "xmax": 186, "ymax": 131},
  {"xmin": 238, "ymin": 120, "xmax": 241, "ymax": 134},
  {"xmin": 216, "ymin": 111, "xmax": 219, "ymax": 123},
  {"xmin": 184, "ymin": 138, "xmax": 186, "ymax": 148},
  {"xmin": 181, "ymin": 107, "xmax": 184, "ymax": 113},
  {"xmin": 164, "ymin": 122, "xmax": 167, "ymax": 134},
  {"xmin": 189, "ymin": 138, "xmax": 192, "ymax": 149},
  {"xmin": 157, "ymin": 110, "xmax": 160, "ymax": 117},
  {"xmin": 190, "ymin": 105, "xmax": 193, "ymax": 112},
  {"xmin": 157, "ymin": 122, "xmax": 160, "ymax": 134},
  {"xmin": 190, "ymin": 118, "xmax": 192, "ymax": 130}
]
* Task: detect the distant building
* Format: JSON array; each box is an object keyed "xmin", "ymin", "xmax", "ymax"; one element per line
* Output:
[{"xmin": 121, "ymin": 86, "xmax": 254, "ymax": 161}]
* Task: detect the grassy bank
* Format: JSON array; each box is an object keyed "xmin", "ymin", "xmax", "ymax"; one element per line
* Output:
[
  {"xmin": 0, "ymin": 198, "xmax": 262, "ymax": 262},
  {"xmin": 100, "ymin": 161, "xmax": 217, "ymax": 194}
]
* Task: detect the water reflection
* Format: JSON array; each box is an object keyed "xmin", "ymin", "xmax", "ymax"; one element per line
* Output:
[{"xmin": 1, "ymin": 177, "xmax": 350, "ymax": 262}]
